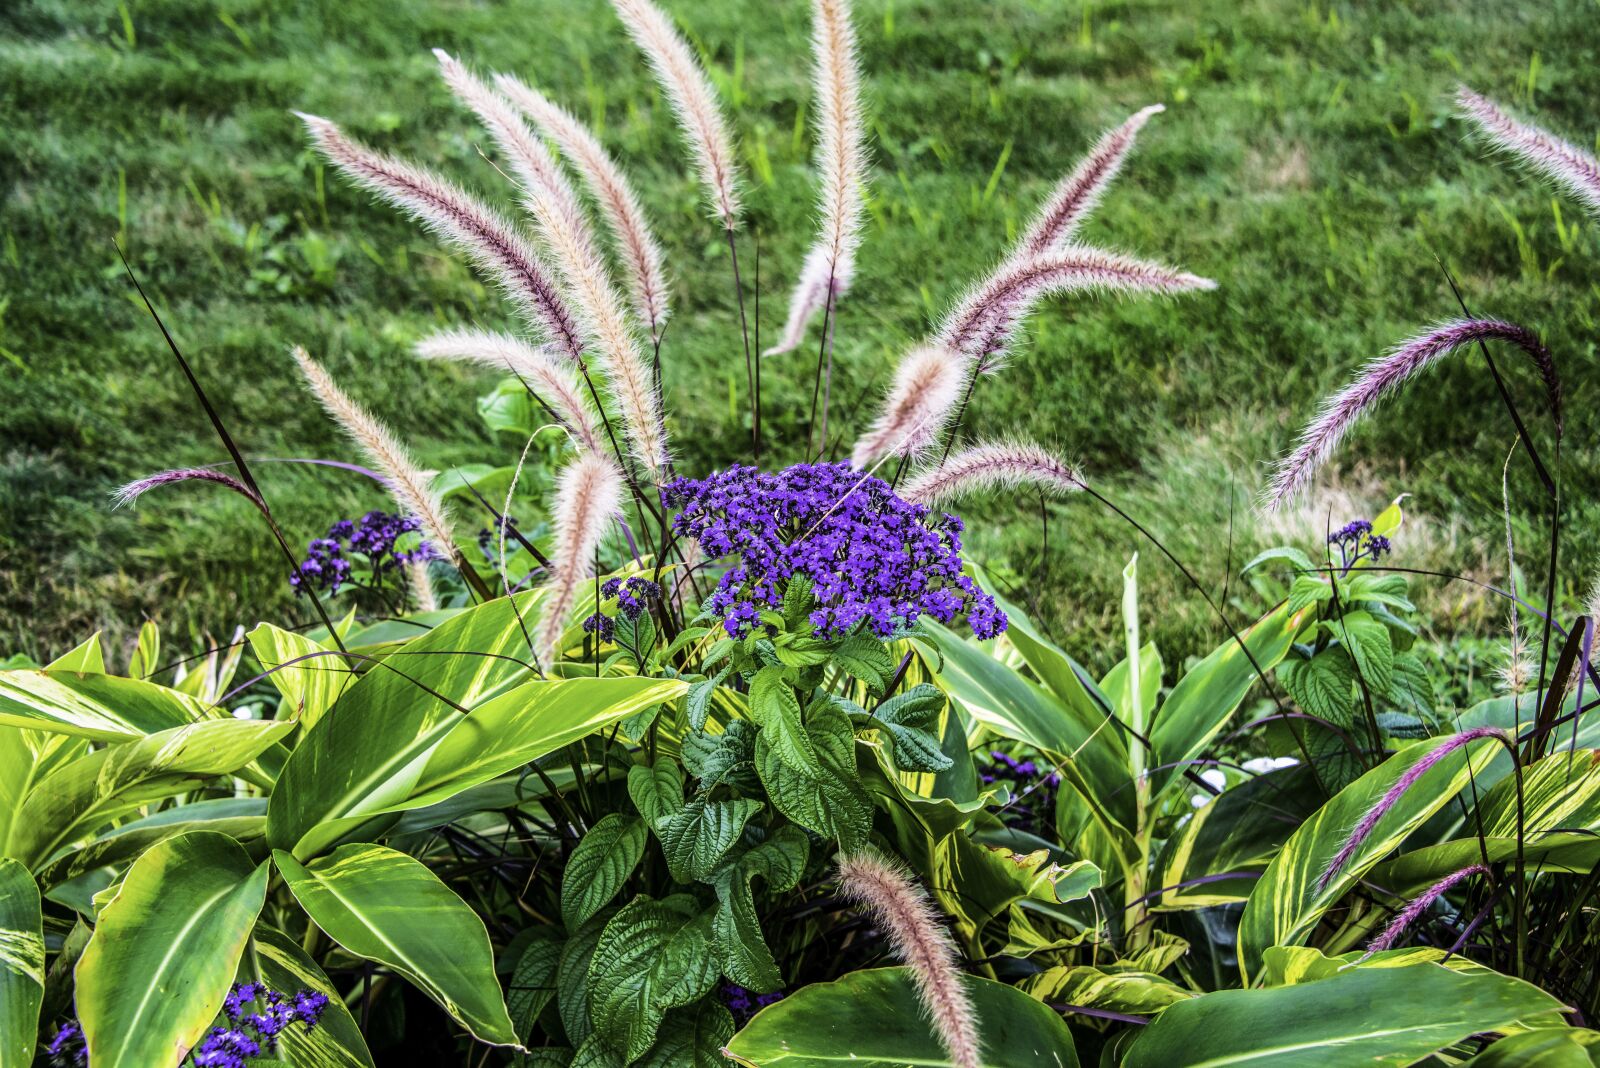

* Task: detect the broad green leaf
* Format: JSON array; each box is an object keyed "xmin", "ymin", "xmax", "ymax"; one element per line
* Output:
[
  {"xmin": 1286, "ymin": 575, "xmax": 1333, "ymax": 616},
  {"xmin": 682, "ymin": 721, "xmax": 759, "ymax": 792},
  {"xmin": 1122, "ymin": 963, "xmax": 1565, "ymax": 1068},
  {"xmin": 723, "ymin": 966, "xmax": 1078, "ymax": 1066},
  {"xmin": 1463, "ymin": 1028, "xmax": 1600, "ymax": 1066},
  {"xmin": 239, "ymin": 925, "xmax": 376, "ymax": 1068},
  {"xmin": 1020, "ymin": 964, "xmax": 1194, "ymax": 1016},
  {"xmin": 0, "ymin": 670, "xmax": 215, "ymax": 741},
  {"xmin": 557, "ymin": 911, "xmax": 610, "ymax": 1047},
  {"xmin": 710, "ymin": 827, "xmax": 810, "ymax": 994},
  {"xmin": 49, "ymin": 634, "xmax": 105, "ymax": 673},
  {"xmin": 637, "ymin": 1002, "xmax": 736, "ymax": 1068},
  {"xmin": 629, "ymin": 759, "xmax": 686, "ymax": 825},
  {"xmin": 75, "ymin": 832, "xmax": 268, "ymax": 1068},
  {"xmin": 0, "ymin": 727, "xmax": 85, "ymax": 860},
  {"xmin": 755, "ymin": 702, "xmax": 870, "ymax": 849},
  {"xmin": 274, "ymin": 843, "xmax": 518, "ymax": 1046},
  {"xmin": 831, "ymin": 637, "xmax": 895, "ymax": 693},
  {"xmin": 589, "ymin": 897, "xmax": 719, "ymax": 1060},
  {"xmin": 247, "ymin": 623, "xmax": 354, "ymax": 729},
  {"xmin": 1149, "ymin": 602, "xmax": 1304, "ymax": 799},
  {"xmin": 659, "ymin": 798, "xmax": 763, "ymax": 883},
  {"xmin": 934, "ymin": 837, "xmax": 1100, "ymax": 932},
  {"xmin": 923, "ymin": 619, "xmax": 1134, "ymax": 831},
  {"xmin": 0, "ymin": 858, "xmax": 43, "ymax": 1067},
  {"xmin": 507, "ymin": 930, "xmax": 563, "ymax": 1047},
  {"xmin": 1279, "ymin": 649, "xmax": 1357, "ymax": 726},
  {"xmin": 10, "ymin": 718, "xmax": 293, "ymax": 867},
  {"xmin": 35, "ymin": 797, "xmax": 265, "ymax": 890},
  {"xmin": 1240, "ymin": 546, "xmax": 1314, "ymax": 576},
  {"xmin": 1324, "ymin": 610, "xmax": 1393, "ymax": 693},
  {"xmin": 750, "ymin": 668, "xmax": 820, "ymax": 774},
  {"xmin": 1237, "ymin": 732, "xmax": 1503, "ymax": 981},
  {"xmin": 686, "ymin": 668, "xmax": 730, "ymax": 731},
  {"xmin": 127, "ymin": 622, "xmax": 161, "ymax": 681},
  {"xmin": 562, "ymin": 814, "xmax": 648, "ymax": 932},
  {"xmin": 267, "ymin": 592, "xmax": 544, "ymax": 857}
]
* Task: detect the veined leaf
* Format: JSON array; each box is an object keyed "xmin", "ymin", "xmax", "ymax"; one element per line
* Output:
[
  {"xmin": 637, "ymin": 1001, "xmax": 735, "ymax": 1068},
  {"xmin": 1237, "ymin": 732, "xmax": 1502, "ymax": 981},
  {"xmin": 10, "ymin": 718, "xmax": 293, "ymax": 867},
  {"xmin": 35, "ymin": 797, "xmax": 265, "ymax": 890},
  {"xmin": 1020, "ymin": 964, "xmax": 1194, "ymax": 1017},
  {"xmin": 507, "ymin": 930, "xmax": 563, "ymax": 1048},
  {"xmin": 75, "ymin": 832, "xmax": 268, "ymax": 1068},
  {"xmin": 754, "ymin": 702, "xmax": 869, "ymax": 850},
  {"xmin": 1462, "ymin": 1028, "xmax": 1600, "ymax": 1066},
  {"xmin": 0, "ymin": 670, "xmax": 216, "ymax": 741},
  {"xmin": 589, "ymin": 896, "xmax": 719, "ymax": 1061},
  {"xmin": 0, "ymin": 858, "xmax": 43, "ymax": 1067},
  {"xmin": 629, "ymin": 759, "xmax": 686, "ymax": 825},
  {"xmin": 0, "ymin": 726, "xmax": 85, "ymax": 860},
  {"xmin": 247, "ymin": 622, "xmax": 354, "ymax": 729},
  {"xmin": 562, "ymin": 814, "xmax": 648, "ymax": 932},
  {"xmin": 722, "ymin": 966, "xmax": 1078, "ymax": 1066},
  {"xmin": 274, "ymin": 843, "xmax": 519, "ymax": 1046},
  {"xmin": 659, "ymin": 798, "xmax": 763, "ymax": 883},
  {"xmin": 240, "ymin": 925, "xmax": 375, "ymax": 1068},
  {"xmin": 1122, "ymin": 963, "xmax": 1566, "ymax": 1068},
  {"xmin": 750, "ymin": 668, "xmax": 820, "ymax": 774},
  {"xmin": 710, "ymin": 826, "xmax": 810, "ymax": 994}
]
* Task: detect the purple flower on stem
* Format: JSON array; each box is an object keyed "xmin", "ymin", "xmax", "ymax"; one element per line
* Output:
[
  {"xmin": 664, "ymin": 461, "xmax": 1004, "ymax": 641},
  {"xmin": 1317, "ymin": 728, "xmax": 1508, "ymax": 892},
  {"xmin": 1364, "ymin": 864, "xmax": 1490, "ymax": 955},
  {"xmin": 46, "ymin": 1021, "xmax": 87, "ymax": 1066},
  {"xmin": 290, "ymin": 510, "xmax": 439, "ymax": 595}
]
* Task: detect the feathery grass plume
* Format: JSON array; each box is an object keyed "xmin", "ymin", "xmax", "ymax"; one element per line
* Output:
[
  {"xmin": 433, "ymin": 53, "xmax": 670, "ymax": 480},
  {"xmin": 901, "ymin": 440, "xmax": 1085, "ymax": 507},
  {"xmin": 113, "ymin": 468, "xmax": 268, "ymax": 516},
  {"xmin": 290, "ymin": 346, "xmax": 462, "ymax": 566},
  {"xmin": 296, "ymin": 112, "xmax": 585, "ymax": 364},
  {"xmin": 612, "ymin": 0, "xmax": 741, "ymax": 230},
  {"xmin": 851, "ymin": 345, "xmax": 965, "ymax": 468},
  {"xmin": 415, "ymin": 329, "xmax": 607, "ymax": 455},
  {"xmin": 496, "ymin": 73, "xmax": 671, "ymax": 340},
  {"xmin": 935, "ymin": 246, "xmax": 1216, "ymax": 373},
  {"xmin": 1458, "ymin": 87, "xmax": 1600, "ymax": 217},
  {"xmin": 1365, "ymin": 864, "xmax": 1489, "ymax": 955},
  {"xmin": 1266, "ymin": 318, "xmax": 1559, "ymax": 511},
  {"xmin": 407, "ymin": 558, "xmax": 439, "ymax": 612},
  {"xmin": 835, "ymin": 850, "xmax": 980, "ymax": 1068},
  {"xmin": 1014, "ymin": 104, "xmax": 1164, "ymax": 257},
  {"xmin": 1497, "ymin": 618, "xmax": 1538, "ymax": 697},
  {"xmin": 536, "ymin": 452, "xmax": 624, "ymax": 665},
  {"xmin": 1316, "ymin": 727, "xmax": 1508, "ymax": 893},
  {"xmin": 434, "ymin": 51, "xmax": 590, "ymax": 241},
  {"xmin": 764, "ymin": 0, "xmax": 870, "ymax": 357}
]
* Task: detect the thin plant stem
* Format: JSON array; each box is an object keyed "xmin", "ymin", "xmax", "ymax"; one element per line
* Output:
[{"xmin": 726, "ymin": 227, "xmax": 758, "ymax": 462}]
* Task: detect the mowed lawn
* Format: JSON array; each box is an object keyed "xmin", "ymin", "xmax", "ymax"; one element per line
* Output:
[{"xmin": 3, "ymin": 0, "xmax": 1598, "ymax": 666}]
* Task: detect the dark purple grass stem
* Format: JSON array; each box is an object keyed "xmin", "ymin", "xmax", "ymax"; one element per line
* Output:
[
  {"xmin": 726, "ymin": 227, "xmax": 759, "ymax": 463},
  {"xmin": 807, "ymin": 284, "xmax": 838, "ymax": 460}
]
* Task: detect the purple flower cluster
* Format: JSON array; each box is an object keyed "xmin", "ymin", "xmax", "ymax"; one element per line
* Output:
[
  {"xmin": 45, "ymin": 984, "xmax": 327, "ymax": 1068},
  {"xmin": 291, "ymin": 510, "xmax": 439, "ymax": 595},
  {"xmin": 980, "ymin": 749, "xmax": 1060, "ymax": 834},
  {"xmin": 723, "ymin": 982, "xmax": 785, "ymax": 1025},
  {"xmin": 1327, "ymin": 518, "xmax": 1390, "ymax": 572},
  {"xmin": 583, "ymin": 576, "xmax": 661, "ymax": 645},
  {"xmin": 663, "ymin": 462, "xmax": 1005, "ymax": 641}
]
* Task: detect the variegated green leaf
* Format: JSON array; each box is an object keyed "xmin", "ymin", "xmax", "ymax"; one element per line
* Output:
[
  {"xmin": 247, "ymin": 622, "xmax": 354, "ymax": 729},
  {"xmin": 0, "ymin": 670, "xmax": 216, "ymax": 741},
  {"xmin": 239, "ymin": 925, "xmax": 375, "ymax": 1067},
  {"xmin": 0, "ymin": 858, "xmax": 43, "ymax": 1067}
]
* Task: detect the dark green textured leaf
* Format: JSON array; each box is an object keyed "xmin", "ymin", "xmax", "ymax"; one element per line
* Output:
[
  {"xmin": 589, "ymin": 897, "xmax": 719, "ymax": 1061},
  {"xmin": 1280, "ymin": 650, "xmax": 1357, "ymax": 725},
  {"xmin": 659, "ymin": 799, "xmax": 763, "ymax": 883},
  {"xmin": 507, "ymin": 932, "xmax": 563, "ymax": 1048},
  {"xmin": 686, "ymin": 668, "xmax": 731, "ymax": 731},
  {"xmin": 755, "ymin": 703, "xmax": 869, "ymax": 849},
  {"xmin": 562, "ymin": 814, "xmax": 648, "ymax": 932},
  {"xmin": 557, "ymin": 911, "xmax": 610, "ymax": 1047},
  {"xmin": 831, "ymin": 638, "xmax": 895, "ymax": 693},
  {"xmin": 637, "ymin": 1001, "xmax": 736, "ymax": 1068},
  {"xmin": 628, "ymin": 760, "xmax": 685, "ymax": 826},
  {"xmin": 681, "ymin": 721, "xmax": 758, "ymax": 791}
]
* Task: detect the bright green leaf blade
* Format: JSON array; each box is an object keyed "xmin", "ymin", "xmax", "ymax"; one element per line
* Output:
[
  {"xmin": 240, "ymin": 925, "xmax": 376, "ymax": 1068},
  {"xmin": 723, "ymin": 966, "xmax": 1078, "ymax": 1066},
  {"xmin": 0, "ymin": 670, "xmax": 216, "ymax": 741},
  {"xmin": 1121, "ymin": 963, "xmax": 1566, "ymax": 1068},
  {"xmin": 0, "ymin": 857, "xmax": 43, "ymax": 1067},
  {"xmin": 273, "ymin": 843, "xmax": 519, "ymax": 1047},
  {"xmin": 1236, "ymin": 732, "xmax": 1502, "ymax": 982},
  {"xmin": 35, "ymin": 797, "xmax": 265, "ymax": 890},
  {"xmin": 75, "ymin": 832, "xmax": 268, "ymax": 1068},
  {"xmin": 1460, "ymin": 1028, "xmax": 1600, "ymax": 1067},
  {"xmin": 247, "ymin": 622, "xmax": 354, "ymax": 729}
]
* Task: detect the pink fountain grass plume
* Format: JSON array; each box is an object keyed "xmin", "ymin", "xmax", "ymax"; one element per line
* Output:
[
  {"xmin": 113, "ymin": 468, "xmax": 268, "ymax": 516},
  {"xmin": 1458, "ymin": 87, "xmax": 1600, "ymax": 217},
  {"xmin": 536, "ymin": 452, "xmax": 624, "ymax": 666},
  {"xmin": 1316, "ymin": 727, "xmax": 1509, "ymax": 893},
  {"xmin": 434, "ymin": 51, "xmax": 590, "ymax": 240},
  {"xmin": 851, "ymin": 346, "xmax": 965, "ymax": 468},
  {"xmin": 901, "ymin": 440, "xmax": 1085, "ymax": 507},
  {"xmin": 1015, "ymin": 104, "xmax": 1165, "ymax": 257},
  {"xmin": 835, "ymin": 850, "xmax": 981, "ymax": 1068},
  {"xmin": 764, "ymin": 0, "xmax": 870, "ymax": 357},
  {"xmin": 612, "ymin": 0, "xmax": 741, "ymax": 230},
  {"xmin": 935, "ymin": 246, "xmax": 1216, "ymax": 372},
  {"xmin": 1266, "ymin": 318, "xmax": 1559, "ymax": 511},
  {"xmin": 296, "ymin": 112, "xmax": 584, "ymax": 364},
  {"xmin": 414, "ymin": 329, "xmax": 607, "ymax": 456},
  {"xmin": 1364, "ymin": 864, "xmax": 1490, "ymax": 956},
  {"xmin": 432, "ymin": 54, "xmax": 669, "ymax": 481},
  {"xmin": 495, "ymin": 72, "xmax": 672, "ymax": 340},
  {"xmin": 290, "ymin": 346, "xmax": 462, "ymax": 567}
]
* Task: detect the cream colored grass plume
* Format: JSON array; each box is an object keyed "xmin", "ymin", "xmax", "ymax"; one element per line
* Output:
[
  {"xmin": 414, "ymin": 329, "xmax": 607, "ymax": 456},
  {"xmin": 295, "ymin": 112, "xmax": 585, "ymax": 364},
  {"xmin": 764, "ymin": 0, "xmax": 870, "ymax": 357},
  {"xmin": 536, "ymin": 453, "xmax": 625, "ymax": 666},
  {"xmin": 612, "ymin": 0, "xmax": 742, "ymax": 230},
  {"xmin": 1458, "ymin": 87, "xmax": 1600, "ymax": 217},
  {"xmin": 434, "ymin": 51, "xmax": 670, "ymax": 481},
  {"xmin": 289, "ymin": 346, "xmax": 460, "ymax": 571},
  {"xmin": 835, "ymin": 850, "xmax": 981, "ymax": 1068},
  {"xmin": 902, "ymin": 440, "xmax": 1085, "ymax": 507},
  {"xmin": 496, "ymin": 73, "xmax": 672, "ymax": 340},
  {"xmin": 1015, "ymin": 104, "xmax": 1164, "ymax": 257},
  {"xmin": 851, "ymin": 345, "xmax": 964, "ymax": 468}
]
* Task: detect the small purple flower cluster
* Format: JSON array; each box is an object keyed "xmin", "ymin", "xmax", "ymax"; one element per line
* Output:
[
  {"xmin": 44, "ymin": 984, "xmax": 327, "ymax": 1068},
  {"xmin": 291, "ymin": 510, "xmax": 439, "ymax": 595},
  {"xmin": 980, "ymin": 749, "xmax": 1061, "ymax": 835},
  {"xmin": 722, "ymin": 982, "xmax": 785, "ymax": 1025},
  {"xmin": 583, "ymin": 576, "xmax": 661, "ymax": 645},
  {"xmin": 1327, "ymin": 518, "xmax": 1390, "ymax": 572},
  {"xmin": 663, "ymin": 462, "xmax": 1005, "ymax": 641}
]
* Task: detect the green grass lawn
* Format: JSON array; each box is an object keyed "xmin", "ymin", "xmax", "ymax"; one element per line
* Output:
[{"xmin": 3, "ymin": 0, "xmax": 1598, "ymax": 668}]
